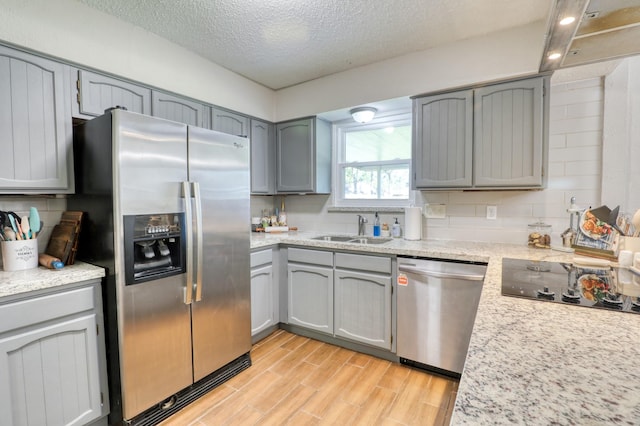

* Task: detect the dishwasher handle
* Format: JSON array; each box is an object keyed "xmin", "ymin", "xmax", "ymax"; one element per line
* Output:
[{"xmin": 398, "ymin": 264, "xmax": 485, "ymax": 281}]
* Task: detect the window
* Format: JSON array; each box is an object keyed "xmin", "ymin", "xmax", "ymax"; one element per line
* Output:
[{"xmin": 335, "ymin": 112, "xmax": 412, "ymax": 207}]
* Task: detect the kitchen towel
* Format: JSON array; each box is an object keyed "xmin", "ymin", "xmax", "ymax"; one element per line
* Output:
[{"xmin": 404, "ymin": 207, "xmax": 422, "ymax": 240}]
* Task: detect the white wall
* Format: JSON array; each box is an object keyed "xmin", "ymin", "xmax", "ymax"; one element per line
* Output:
[
  {"xmin": 275, "ymin": 21, "xmax": 546, "ymax": 121},
  {"xmin": 0, "ymin": 0, "xmax": 275, "ymax": 121},
  {"xmin": 280, "ymin": 76, "xmax": 606, "ymax": 245}
]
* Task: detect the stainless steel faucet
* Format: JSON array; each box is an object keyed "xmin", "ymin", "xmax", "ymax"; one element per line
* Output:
[{"xmin": 357, "ymin": 214, "xmax": 368, "ymax": 235}]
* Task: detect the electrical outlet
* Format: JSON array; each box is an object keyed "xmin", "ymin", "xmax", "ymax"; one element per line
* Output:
[
  {"xmin": 486, "ymin": 205, "xmax": 497, "ymax": 220},
  {"xmin": 425, "ymin": 204, "xmax": 446, "ymax": 219}
]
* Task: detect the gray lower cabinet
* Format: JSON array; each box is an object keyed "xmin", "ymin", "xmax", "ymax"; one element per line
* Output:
[
  {"xmin": 211, "ymin": 107, "xmax": 249, "ymax": 137},
  {"xmin": 0, "ymin": 45, "xmax": 74, "ymax": 193},
  {"xmin": 412, "ymin": 75, "xmax": 548, "ymax": 190},
  {"xmin": 250, "ymin": 119, "xmax": 276, "ymax": 194},
  {"xmin": 0, "ymin": 280, "xmax": 108, "ymax": 426},
  {"xmin": 276, "ymin": 117, "xmax": 331, "ymax": 194},
  {"xmin": 287, "ymin": 248, "xmax": 334, "ymax": 334},
  {"xmin": 151, "ymin": 90, "xmax": 209, "ymax": 127},
  {"xmin": 75, "ymin": 69, "xmax": 151, "ymax": 118},
  {"xmin": 334, "ymin": 253, "xmax": 392, "ymax": 350},
  {"xmin": 250, "ymin": 248, "xmax": 277, "ymax": 337}
]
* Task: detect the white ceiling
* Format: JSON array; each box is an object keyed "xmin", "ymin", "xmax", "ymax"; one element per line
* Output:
[{"xmin": 77, "ymin": 0, "xmax": 553, "ymax": 90}]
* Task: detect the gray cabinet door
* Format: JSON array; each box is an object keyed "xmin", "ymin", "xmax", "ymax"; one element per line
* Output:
[
  {"xmin": 276, "ymin": 118, "xmax": 315, "ymax": 192},
  {"xmin": 250, "ymin": 119, "xmax": 275, "ymax": 194},
  {"xmin": 473, "ymin": 77, "xmax": 545, "ymax": 187},
  {"xmin": 211, "ymin": 107, "xmax": 249, "ymax": 137},
  {"xmin": 288, "ymin": 262, "xmax": 333, "ymax": 334},
  {"xmin": 77, "ymin": 69, "xmax": 151, "ymax": 117},
  {"xmin": 0, "ymin": 282, "xmax": 108, "ymax": 426},
  {"xmin": 251, "ymin": 263, "xmax": 275, "ymax": 336},
  {"xmin": 334, "ymin": 269, "xmax": 392, "ymax": 350},
  {"xmin": 152, "ymin": 90, "xmax": 208, "ymax": 127},
  {"xmin": 0, "ymin": 46, "xmax": 72, "ymax": 193},
  {"xmin": 413, "ymin": 90, "xmax": 473, "ymax": 188}
]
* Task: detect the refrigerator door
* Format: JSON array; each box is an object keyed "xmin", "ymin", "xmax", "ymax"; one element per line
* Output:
[
  {"xmin": 187, "ymin": 126, "xmax": 251, "ymax": 381},
  {"xmin": 113, "ymin": 111, "xmax": 194, "ymax": 419}
]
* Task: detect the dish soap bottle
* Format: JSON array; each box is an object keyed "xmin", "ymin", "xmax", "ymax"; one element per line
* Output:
[
  {"xmin": 373, "ymin": 212, "xmax": 381, "ymax": 236},
  {"xmin": 392, "ymin": 217, "xmax": 402, "ymax": 238}
]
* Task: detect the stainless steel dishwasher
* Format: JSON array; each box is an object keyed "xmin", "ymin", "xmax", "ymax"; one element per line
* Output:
[{"xmin": 396, "ymin": 256, "xmax": 486, "ymax": 376}]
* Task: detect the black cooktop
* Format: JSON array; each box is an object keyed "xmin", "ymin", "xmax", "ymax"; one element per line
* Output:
[{"xmin": 501, "ymin": 258, "xmax": 640, "ymax": 314}]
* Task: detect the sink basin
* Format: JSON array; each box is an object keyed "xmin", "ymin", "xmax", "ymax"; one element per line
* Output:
[
  {"xmin": 312, "ymin": 235, "xmax": 357, "ymax": 242},
  {"xmin": 312, "ymin": 235, "xmax": 392, "ymax": 244}
]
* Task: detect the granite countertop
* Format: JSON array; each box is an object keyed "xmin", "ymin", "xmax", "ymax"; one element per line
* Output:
[
  {"xmin": 252, "ymin": 231, "xmax": 640, "ymax": 425},
  {"xmin": 0, "ymin": 261, "xmax": 106, "ymax": 300}
]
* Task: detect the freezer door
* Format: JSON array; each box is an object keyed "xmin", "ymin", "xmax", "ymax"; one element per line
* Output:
[
  {"xmin": 112, "ymin": 111, "xmax": 193, "ymax": 419},
  {"xmin": 187, "ymin": 126, "xmax": 251, "ymax": 381}
]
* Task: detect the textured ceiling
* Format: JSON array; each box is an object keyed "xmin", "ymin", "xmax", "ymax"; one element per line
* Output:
[{"xmin": 77, "ymin": 0, "xmax": 552, "ymax": 90}]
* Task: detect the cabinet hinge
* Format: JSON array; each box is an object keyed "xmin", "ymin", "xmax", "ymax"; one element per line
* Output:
[
  {"xmin": 96, "ymin": 324, "xmax": 99, "ymax": 335},
  {"xmin": 100, "ymin": 392, "xmax": 104, "ymax": 405},
  {"xmin": 391, "ymin": 334, "xmax": 393, "ymax": 344}
]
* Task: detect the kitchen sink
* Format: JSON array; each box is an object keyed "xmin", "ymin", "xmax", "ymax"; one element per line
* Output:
[{"xmin": 312, "ymin": 235, "xmax": 392, "ymax": 244}]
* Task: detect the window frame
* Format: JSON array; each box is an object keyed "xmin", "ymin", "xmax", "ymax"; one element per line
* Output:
[{"xmin": 332, "ymin": 110, "xmax": 413, "ymax": 208}]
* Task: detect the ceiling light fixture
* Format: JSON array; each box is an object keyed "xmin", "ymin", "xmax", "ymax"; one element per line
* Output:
[
  {"xmin": 350, "ymin": 107, "xmax": 377, "ymax": 123},
  {"xmin": 559, "ymin": 16, "xmax": 576, "ymax": 25},
  {"xmin": 548, "ymin": 52, "xmax": 562, "ymax": 60}
]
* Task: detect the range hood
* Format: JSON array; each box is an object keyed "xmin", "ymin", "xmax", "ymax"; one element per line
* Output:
[{"xmin": 541, "ymin": 0, "xmax": 640, "ymax": 72}]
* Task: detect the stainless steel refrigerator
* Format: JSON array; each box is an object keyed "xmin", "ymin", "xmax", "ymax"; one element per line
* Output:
[{"xmin": 69, "ymin": 109, "xmax": 251, "ymax": 425}]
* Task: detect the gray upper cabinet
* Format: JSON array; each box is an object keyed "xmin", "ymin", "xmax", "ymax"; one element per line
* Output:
[
  {"xmin": 250, "ymin": 119, "xmax": 275, "ymax": 194},
  {"xmin": 76, "ymin": 69, "xmax": 151, "ymax": 117},
  {"xmin": 412, "ymin": 75, "xmax": 548, "ymax": 190},
  {"xmin": 413, "ymin": 90, "xmax": 473, "ymax": 188},
  {"xmin": 473, "ymin": 77, "xmax": 545, "ymax": 187},
  {"xmin": 152, "ymin": 90, "xmax": 208, "ymax": 127},
  {"xmin": 276, "ymin": 117, "xmax": 331, "ymax": 194},
  {"xmin": 211, "ymin": 107, "xmax": 249, "ymax": 137},
  {"xmin": 0, "ymin": 46, "xmax": 73, "ymax": 193}
]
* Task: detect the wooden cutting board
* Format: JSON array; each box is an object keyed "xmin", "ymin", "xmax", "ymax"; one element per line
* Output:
[{"xmin": 45, "ymin": 211, "xmax": 83, "ymax": 264}]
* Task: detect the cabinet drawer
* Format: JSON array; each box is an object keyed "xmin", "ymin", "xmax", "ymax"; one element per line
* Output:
[
  {"xmin": 335, "ymin": 253, "xmax": 391, "ymax": 274},
  {"xmin": 0, "ymin": 285, "xmax": 96, "ymax": 334},
  {"xmin": 288, "ymin": 247, "xmax": 333, "ymax": 267},
  {"xmin": 251, "ymin": 249, "xmax": 273, "ymax": 268}
]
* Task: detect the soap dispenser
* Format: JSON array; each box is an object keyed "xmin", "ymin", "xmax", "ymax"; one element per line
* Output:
[
  {"xmin": 392, "ymin": 217, "xmax": 401, "ymax": 238},
  {"xmin": 373, "ymin": 212, "xmax": 381, "ymax": 236}
]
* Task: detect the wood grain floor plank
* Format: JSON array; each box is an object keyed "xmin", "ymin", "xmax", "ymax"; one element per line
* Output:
[{"xmin": 161, "ymin": 331, "xmax": 458, "ymax": 426}]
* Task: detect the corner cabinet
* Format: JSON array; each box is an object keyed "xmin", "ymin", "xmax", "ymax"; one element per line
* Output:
[
  {"xmin": 250, "ymin": 119, "xmax": 276, "ymax": 194},
  {"xmin": 0, "ymin": 280, "xmax": 109, "ymax": 426},
  {"xmin": 75, "ymin": 69, "xmax": 151, "ymax": 118},
  {"xmin": 287, "ymin": 248, "xmax": 334, "ymax": 335},
  {"xmin": 250, "ymin": 248, "xmax": 278, "ymax": 339},
  {"xmin": 0, "ymin": 46, "xmax": 74, "ymax": 194},
  {"xmin": 413, "ymin": 75, "xmax": 549, "ymax": 190},
  {"xmin": 276, "ymin": 117, "xmax": 331, "ymax": 194}
]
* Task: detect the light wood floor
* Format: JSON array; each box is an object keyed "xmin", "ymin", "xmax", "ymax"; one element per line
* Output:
[{"xmin": 160, "ymin": 330, "xmax": 458, "ymax": 426}]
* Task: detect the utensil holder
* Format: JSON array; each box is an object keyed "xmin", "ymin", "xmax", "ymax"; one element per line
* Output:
[{"xmin": 1, "ymin": 239, "xmax": 38, "ymax": 271}]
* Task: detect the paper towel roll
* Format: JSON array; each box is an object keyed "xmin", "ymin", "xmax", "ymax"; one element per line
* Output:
[{"xmin": 404, "ymin": 207, "xmax": 422, "ymax": 240}]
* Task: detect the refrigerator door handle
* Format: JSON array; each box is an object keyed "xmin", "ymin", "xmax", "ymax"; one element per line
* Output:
[
  {"xmin": 182, "ymin": 181, "xmax": 194, "ymax": 304},
  {"xmin": 193, "ymin": 181, "xmax": 204, "ymax": 302}
]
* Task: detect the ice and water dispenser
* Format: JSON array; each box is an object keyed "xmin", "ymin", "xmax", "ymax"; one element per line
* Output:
[{"xmin": 123, "ymin": 213, "xmax": 186, "ymax": 284}]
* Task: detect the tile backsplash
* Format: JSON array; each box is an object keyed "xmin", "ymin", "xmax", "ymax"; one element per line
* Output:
[{"xmin": 0, "ymin": 196, "xmax": 68, "ymax": 254}]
